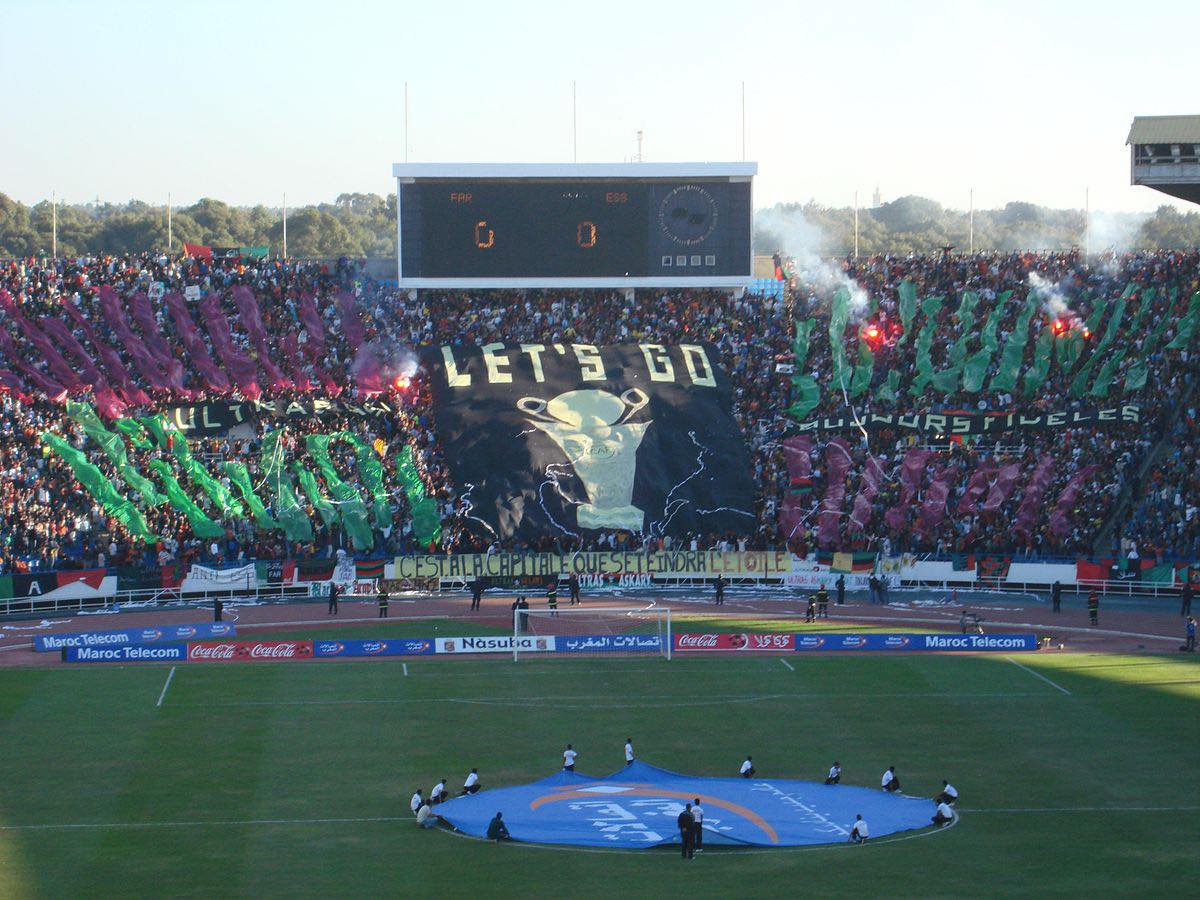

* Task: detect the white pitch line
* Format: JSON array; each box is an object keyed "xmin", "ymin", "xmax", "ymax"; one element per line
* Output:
[
  {"xmin": 1006, "ymin": 657, "xmax": 1071, "ymax": 695},
  {"xmin": 402, "ymin": 663, "xmax": 408, "ymax": 677},
  {"xmin": 155, "ymin": 666, "xmax": 176, "ymax": 708},
  {"xmin": 779, "ymin": 658, "xmax": 795, "ymax": 671},
  {"xmin": 0, "ymin": 815, "xmax": 410, "ymax": 832},
  {"xmin": 170, "ymin": 689, "xmax": 1054, "ymax": 711}
]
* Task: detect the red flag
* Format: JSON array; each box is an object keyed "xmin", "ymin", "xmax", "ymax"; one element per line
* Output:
[
  {"xmin": 184, "ymin": 243, "xmax": 213, "ymax": 259},
  {"xmin": 55, "ymin": 569, "xmax": 106, "ymax": 591}
]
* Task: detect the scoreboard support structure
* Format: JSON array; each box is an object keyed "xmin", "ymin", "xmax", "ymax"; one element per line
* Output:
[{"xmin": 392, "ymin": 163, "xmax": 755, "ymax": 291}]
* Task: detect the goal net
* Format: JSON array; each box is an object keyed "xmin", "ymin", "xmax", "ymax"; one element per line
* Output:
[{"xmin": 513, "ymin": 605, "xmax": 672, "ymax": 661}]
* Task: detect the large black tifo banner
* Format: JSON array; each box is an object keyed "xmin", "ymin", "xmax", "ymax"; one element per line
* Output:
[
  {"xmin": 421, "ymin": 343, "xmax": 756, "ymax": 539},
  {"xmin": 163, "ymin": 398, "xmax": 397, "ymax": 436}
]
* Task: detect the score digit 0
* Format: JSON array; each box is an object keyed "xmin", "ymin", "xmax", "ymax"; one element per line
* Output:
[
  {"xmin": 474, "ymin": 221, "xmax": 494, "ymax": 249},
  {"xmin": 577, "ymin": 220, "xmax": 597, "ymax": 249}
]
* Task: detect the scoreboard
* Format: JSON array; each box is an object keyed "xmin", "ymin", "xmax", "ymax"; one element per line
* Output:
[{"xmin": 393, "ymin": 163, "xmax": 755, "ymax": 288}]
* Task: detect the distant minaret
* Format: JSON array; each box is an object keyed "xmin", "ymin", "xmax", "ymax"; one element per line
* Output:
[{"xmin": 872, "ymin": 186, "xmax": 882, "ymax": 208}]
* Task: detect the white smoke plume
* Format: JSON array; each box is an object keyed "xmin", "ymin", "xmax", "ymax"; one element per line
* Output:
[
  {"xmin": 1087, "ymin": 210, "xmax": 1149, "ymax": 255},
  {"xmin": 755, "ymin": 205, "xmax": 870, "ymax": 318},
  {"xmin": 1027, "ymin": 271, "xmax": 1071, "ymax": 319}
]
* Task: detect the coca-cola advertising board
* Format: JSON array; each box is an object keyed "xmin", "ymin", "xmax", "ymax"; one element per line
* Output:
[
  {"xmin": 673, "ymin": 633, "xmax": 795, "ymax": 652},
  {"xmin": 188, "ymin": 640, "xmax": 314, "ymax": 662}
]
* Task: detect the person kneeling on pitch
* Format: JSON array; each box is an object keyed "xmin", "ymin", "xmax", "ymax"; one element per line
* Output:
[
  {"xmin": 848, "ymin": 814, "xmax": 869, "ymax": 844},
  {"xmin": 487, "ymin": 812, "xmax": 510, "ymax": 842},
  {"xmin": 416, "ymin": 801, "xmax": 436, "ymax": 828},
  {"xmin": 935, "ymin": 780, "xmax": 958, "ymax": 805},
  {"xmin": 461, "ymin": 768, "xmax": 481, "ymax": 795},
  {"xmin": 430, "ymin": 778, "xmax": 448, "ymax": 805},
  {"xmin": 825, "ymin": 761, "xmax": 841, "ymax": 785},
  {"xmin": 881, "ymin": 766, "xmax": 901, "ymax": 792},
  {"xmin": 932, "ymin": 800, "xmax": 955, "ymax": 827},
  {"xmin": 740, "ymin": 755, "xmax": 756, "ymax": 778}
]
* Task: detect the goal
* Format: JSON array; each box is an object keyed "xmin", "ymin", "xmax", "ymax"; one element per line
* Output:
[{"xmin": 513, "ymin": 605, "xmax": 672, "ymax": 661}]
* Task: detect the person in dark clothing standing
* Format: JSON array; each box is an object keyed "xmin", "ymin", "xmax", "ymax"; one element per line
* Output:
[
  {"xmin": 568, "ymin": 573, "xmax": 580, "ymax": 605},
  {"xmin": 470, "ymin": 579, "xmax": 483, "ymax": 611},
  {"xmin": 868, "ymin": 575, "xmax": 879, "ymax": 605},
  {"xmin": 805, "ymin": 596, "xmax": 816, "ymax": 623},
  {"xmin": 1181, "ymin": 581, "xmax": 1193, "ymax": 617},
  {"xmin": 546, "ymin": 580, "xmax": 558, "ymax": 612},
  {"xmin": 677, "ymin": 803, "xmax": 695, "ymax": 859},
  {"xmin": 1087, "ymin": 590, "xmax": 1098, "ymax": 626},
  {"xmin": 816, "ymin": 584, "xmax": 829, "ymax": 618},
  {"xmin": 1183, "ymin": 616, "xmax": 1196, "ymax": 652},
  {"xmin": 715, "ymin": 574, "xmax": 725, "ymax": 606},
  {"xmin": 835, "ymin": 574, "xmax": 845, "ymax": 606},
  {"xmin": 213, "ymin": 598, "xmax": 223, "ymax": 622},
  {"xmin": 328, "ymin": 582, "xmax": 339, "ymax": 616},
  {"xmin": 378, "ymin": 588, "xmax": 390, "ymax": 618},
  {"xmin": 1050, "ymin": 580, "xmax": 1061, "ymax": 614}
]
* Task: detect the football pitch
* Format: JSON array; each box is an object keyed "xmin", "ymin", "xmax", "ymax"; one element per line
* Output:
[{"xmin": 0, "ymin": 619, "xmax": 1197, "ymax": 898}]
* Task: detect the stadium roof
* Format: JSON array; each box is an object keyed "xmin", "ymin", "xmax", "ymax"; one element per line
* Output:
[{"xmin": 1127, "ymin": 115, "xmax": 1200, "ymax": 144}]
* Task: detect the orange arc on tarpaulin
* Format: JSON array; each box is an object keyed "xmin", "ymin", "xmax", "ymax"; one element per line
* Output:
[{"xmin": 529, "ymin": 782, "xmax": 780, "ymax": 844}]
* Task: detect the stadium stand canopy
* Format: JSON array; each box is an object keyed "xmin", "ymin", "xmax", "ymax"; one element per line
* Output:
[{"xmin": 1128, "ymin": 115, "xmax": 1200, "ymax": 204}]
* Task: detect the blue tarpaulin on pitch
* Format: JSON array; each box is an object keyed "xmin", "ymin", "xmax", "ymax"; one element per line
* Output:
[{"xmin": 435, "ymin": 762, "xmax": 934, "ymax": 847}]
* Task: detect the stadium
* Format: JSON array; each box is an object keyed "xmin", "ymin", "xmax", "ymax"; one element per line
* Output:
[{"xmin": 2, "ymin": 5, "xmax": 1199, "ymax": 898}]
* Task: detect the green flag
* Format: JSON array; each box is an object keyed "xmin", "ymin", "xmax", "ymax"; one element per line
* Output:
[
  {"xmin": 223, "ymin": 461, "xmax": 280, "ymax": 531},
  {"xmin": 305, "ymin": 434, "xmax": 376, "ymax": 551},
  {"xmin": 147, "ymin": 459, "xmax": 223, "ymax": 539},
  {"xmin": 42, "ymin": 433, "xmax": 157, "ymax": 543},
  {"xmin": 259, "ymin": 430, "xmax": 313, "ymax": 542},
  {"xmin": 896, "ymin": 280, "xmax": 917, "ymax": 343},
  {"xmin": 397, "ymin": 445, "xmax": 442, "ymax": 547}
]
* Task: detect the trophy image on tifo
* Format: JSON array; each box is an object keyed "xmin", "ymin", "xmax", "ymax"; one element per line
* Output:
[{"xmin": 518, "ymin": 388, "xmax": 651, "ymax": 531}]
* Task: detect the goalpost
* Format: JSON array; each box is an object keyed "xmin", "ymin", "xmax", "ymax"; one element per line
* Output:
[{"xmin": 513, "ymin": 605, "xmax": 672, "ymax": 661}]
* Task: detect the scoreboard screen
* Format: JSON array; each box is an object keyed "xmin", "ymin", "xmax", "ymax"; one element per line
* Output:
[{"xmin": 394, "ymin": 164, "xmax": 755, "ymax": 288}]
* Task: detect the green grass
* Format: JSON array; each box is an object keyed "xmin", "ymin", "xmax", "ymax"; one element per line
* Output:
[{"xmin": 0, "ymin": 635, "xmax": 1197, "ymax": 897}]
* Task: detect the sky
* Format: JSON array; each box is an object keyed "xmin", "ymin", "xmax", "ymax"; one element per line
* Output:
[{"xmin": 1, "ymin": 0, "xmax": 1196, "ymax": 213}]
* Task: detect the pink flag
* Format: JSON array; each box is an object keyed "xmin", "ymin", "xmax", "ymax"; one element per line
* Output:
[
  {"xmin": 1049, "ymin": 465, "xmax": 1099, "ymax": 540},
  {"xmin": 817, "ymin": 438, "xmax": 852, "ymax": 549},
  {"xmin": 297, "ymin": 292, "xmax": 328, "ymax": 359},
  {"xmin": 778, "ymin": 436, "xmax": 813, "ymax": 540},
  {"xmin": 164, "ymin": 291, "xmax": 231, "ymax": 393},
  {"xmin": 1014, "ymin": 454, "xmax": 1056, "ymax": 537},
  {"xmin": 337, "ymin": 291, "xmax": 367, "ymax": 351},
  {"xmin": 982, "ymin": 463, "xmax": 1021, "ymax": 514},
  {"xmin": 884, "ymin": 448, "xmax": 932, "ymax": 534},
  {"xmin": 61, "ymin": 300, "xmax": 151, "ymax": 406},
  {"xmin": 848, "ymin": 456, "xmax": 884, "ymax": 533},
  {"xmin": 231, "ymin": 286, "xmax": 291, "ymax": 391},
  {"xmin": 199, "ymin": 294, "xmax": 262, "ymax": 401},
  {"xmin": 956, "ymin": 462, "xmax": 996, "ymax": 516},
  {"xmin": 99, "ymin": 286, "xmax": 171, "ymax": 392}
]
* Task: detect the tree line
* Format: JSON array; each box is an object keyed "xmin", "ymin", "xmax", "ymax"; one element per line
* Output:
[{"xmin": 1, "ymin": 190, "xmax": 1197, "ymax": 260}]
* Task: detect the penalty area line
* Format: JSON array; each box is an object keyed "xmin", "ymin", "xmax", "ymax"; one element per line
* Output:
[
  {"xmin": 155, "ymin": 666, "xmax": 176, "ymax": 708},
  {"xmin": 779, "ymin": 658, "xmax": 795, "ymax": 672},
  {"xmin": 1006, "ymin": 657, "xmax": 1071, "ymax": 695}
]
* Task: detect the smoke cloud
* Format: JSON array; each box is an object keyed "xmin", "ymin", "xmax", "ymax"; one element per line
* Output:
[{"xmin": 755, "ymin": 205, "xmax": 870, "ymax": 319}]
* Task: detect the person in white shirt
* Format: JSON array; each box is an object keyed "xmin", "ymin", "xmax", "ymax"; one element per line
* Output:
[
  {"xmin": 691, "ymin": 797, "xmax": 705, "ymax": 852},
  {"xmin": 431, "ymin": 779, "xmax": 447, "ymax": 804},
  {"xmin": 932, "ymin": 801, "xmax": 955, "ymax": 827},
  {"xmin": 936, "ymin": 781, "xmax": 958, "ymax": 805},
  {"xmin": 740, "ymin": 756, "xmax": 756, "ymax": 778},
  {"xmin": 624, "ymin": 738, "xmax": 634, "ymax": 766},
  {"xmin": 410, "ymin": 789, "xmax": 423, "ymax": 816},
  {"xmin": 881, "ymin": 766, "xmax": 901, "ymax": 792},
  {"xmin": 825, "ymin": 761, "xmax": 841, "ymax": 785},
  {"xmin": 848, "ymin": 814, "xmax": 869, "ymax": 844},
  {"xmin": 462, "ymin": 768, "xmax": 480, "ymax": 795},
  {"xmin": 563, "ymin": 744, "xmax": 578, "ymax": 771},
  {"xmin": 416, "ymin": 802, "xmax": 435, "ymax": 828}
]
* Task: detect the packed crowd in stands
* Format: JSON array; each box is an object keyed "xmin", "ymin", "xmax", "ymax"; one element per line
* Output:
[
  {"xmin": 0, "ymin": 248, "xmax": 1196, "ymax": 574},
  {"xmin": 1124, "ymin": 403, "xmax": 1200, "ymax": 560}
]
